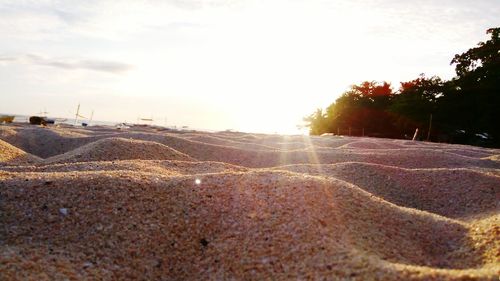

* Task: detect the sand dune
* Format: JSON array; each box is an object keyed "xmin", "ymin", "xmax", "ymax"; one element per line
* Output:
[
  {"xmin": 44, "ymin": 137, "xmax": 196, "ymax": 164},
  {"xmin": 338, "ymin": 140, "xmax": 406, "ymax": 149},
  {"xmin": 0, "ymin": 126, "xmax": 100, "ymax": 158},
  {"xmin": 0, "ymin": 139, "xmax": 41, "ymax": 165},
  {"xmin": 274, "ymin": 162, "xmax": 499, "ymax": 218},
  {"xmin": 182, "ymin": 133, "xmax": 278, "ymax": 151},
  {"xmin": 0, "ymin": 123, "xmax": 499, "ymax": 280},
  {"xmin": 1, "ymin": 160, "xmax": 248, "ymax": 175}
]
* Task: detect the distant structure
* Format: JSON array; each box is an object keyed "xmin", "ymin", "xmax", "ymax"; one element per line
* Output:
[
  {"xmin": 88, "ymin": 110, "xmax": 94, "ymax": 126},
  {"xmin": 137, "ymin": 116, "xmax": 154, "ymax": 125},
  {"xmin": 0, "ymin": 115, "xmax": 15, "ymax": 123},
  {"xmin": 38, "ymin": 108, "xmax": 49, "ymax": 117},
  {"xmin": 74, "ymin": 104, "xmax": 88, "ymax": 125}
]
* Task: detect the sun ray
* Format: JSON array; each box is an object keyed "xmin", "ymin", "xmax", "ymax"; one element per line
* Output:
[
  {"xmin": 278, "ymin": 135, "xmax": 290, "ymax": 166},
  {"xmin": 301, "ymin": 134, "xmax": 324, "ymax": 176}
]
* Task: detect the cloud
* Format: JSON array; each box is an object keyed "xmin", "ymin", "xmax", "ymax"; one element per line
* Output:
[
  {"xmin": 145, "ymin": 21, "xmax": 205, "ymax": 32},
  {"xmin": 166, "ymin": 0, "xmax": 239, "ymax": 10},
  {"xmin": 0, "ymin": 56, "xmax": 17, "ymax": 62},
  {"xmin": 166, "ymin": 21, "xmax": 204, "ymax": 29},
  {"xmin": 1, "ymin": 54, "xmax": 133, "ymax": 74}
]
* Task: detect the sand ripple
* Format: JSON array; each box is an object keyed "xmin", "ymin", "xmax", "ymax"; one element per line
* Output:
[{"xmin": 0, "ymin": 124, "xmax": 499, "ymax": 280}]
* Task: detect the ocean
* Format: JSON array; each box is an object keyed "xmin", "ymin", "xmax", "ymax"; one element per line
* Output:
[
  {"xmin": 1, "ymin": 114, "xmax": 117, "ymax": 127},
  {"xmin": 0, "ymin": 113, "xmax": 219, "ymax": 132}
]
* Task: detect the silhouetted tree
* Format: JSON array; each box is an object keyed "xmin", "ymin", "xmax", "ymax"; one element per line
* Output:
[
  {"xmin": 390, "ymin": 75, "xmax": 444, "ymax": 139},
  {"xmin": 308, "ymin": 81, "xmax": 396, "ymax": 136},
  {"xmin": 305, "ymin": 27, "xmax": 499, "ymax": 147},
  {"xmin": 303, "ymin": 108, "xmax": 329, "ymax": 135},
  {"xmin": 451, "ymin": 28, "xmax": 500, "ymax": 79},
  {"xmin": 442, "ymin": 27, "xmax": 500, "ymax": 145}
]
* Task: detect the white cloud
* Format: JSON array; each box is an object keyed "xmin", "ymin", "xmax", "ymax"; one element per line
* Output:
[{"xmin": 0, "ymin": 53, "xmax": 133, "ymax": 74}]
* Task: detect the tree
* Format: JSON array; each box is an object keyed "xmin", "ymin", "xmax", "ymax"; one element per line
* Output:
[
  {"xmin": 335, "ymin": 81, "xmax": 395, "ymax": 136},
  {"xmin": 446, "ymin": 27, "xmax": 500, "ymax": 145},
  {"xmin": 451, "ymin": 27, "xmax": 500, "ymax": 80},
  {"xmin": 309, "ymin": 81, "xmax": 396, "ymax": 136},
  {"xmin": 303, "ymin": 108, "xmax": 329, "ymax": 135},
  {"xmin": 304, "ymin": 27, "xmax": 499, "ymax": 146},
  {"xmin": 390, "ymin": 75, "xmax": 444, "ymax": 139}
]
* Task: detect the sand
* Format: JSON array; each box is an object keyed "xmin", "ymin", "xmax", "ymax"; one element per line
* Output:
[
  {"xmin": 0, "ymin": 139, "xmax": 41, "ymax": 165},
  {"xmin": 0, "ymin": 124, "xmax": 499, "ymax": 280},
  {"xmin": 43, "ymin": 137, "xmax": 195, "ymax": 164}
]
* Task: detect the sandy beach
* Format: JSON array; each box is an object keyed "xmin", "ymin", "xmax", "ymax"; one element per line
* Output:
[{"xmin": 1, "ymin": 123, "xmax": 499, "ymax": 280}]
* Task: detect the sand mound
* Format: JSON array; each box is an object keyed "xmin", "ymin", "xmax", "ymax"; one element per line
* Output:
[
  {"xmin": 0, "ymin": 126, "xmax": 101, "ymax": 158},
  {"xmin": 107, "ymin": 132, "xmax": 281, "ymax": 167},
  {"xmin": 340, "ymin": 140, "xmax": 383, "ymax": 149},
  {"xmin": 92, "ymin": 132, "xmax": 500, "ymax": 169},
  {"xmin": 338, "ymin": 140, "xmax": 405, "ymax": 149},
  {"xmin": 1, "ymin": 170, "xmax": 496, "ymax": 280},
  {"xmin": 45, "ymin": 126, "xmax": 92, "ymax": 138},
  {"xmin": 467, "ymin": 214, "xmax": 500, "ymax": 266},
  {"xmin": 1, "ymin": 160, "xmax": 248, "ymax": 176},
  {"xmin": 484, "ymin": 154, "xmax": 500, "ymax": 161},
  {"xmin": 1, "ymin": 124, "xmax": 499, "ymax": 280},
  {"xmin": 323, "ymin": 148, "xmax": 499, "ymax": 169},
  {"xmin": 184, "ymin": 134, "xmax": 276, "ymax": 151},
  {"xmin": 443, "ymin": 149, "xmax": 495, "ymax": 158},
  {"xmin": 274, "ymin": 162, "xmax": 500, "ymax": 218},
  {"xmin": 0, "ymin": 126, "xmax": 18, "ymax": 139},
  {"xmin": 0, "ymin": 139, "xmax": 40, "ymax": 165},
  {"xmin": 44, "ymin": 137, "xmax": 195, "ymax": 164}
]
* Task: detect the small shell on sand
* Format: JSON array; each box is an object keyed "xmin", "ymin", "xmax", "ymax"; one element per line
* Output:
[{"xmin": 59, "ymin": 208, "xmax": 68, "ymax": 216}]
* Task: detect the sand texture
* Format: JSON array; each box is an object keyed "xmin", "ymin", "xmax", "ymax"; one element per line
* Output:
[{"xmin": 1, "ymin": 124, "xmax": 499, "ymax": 280}]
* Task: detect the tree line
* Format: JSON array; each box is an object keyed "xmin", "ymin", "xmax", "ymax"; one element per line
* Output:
[{"xmin": 304, "ymin": 27, "xmax": 500, "ymax": 147}]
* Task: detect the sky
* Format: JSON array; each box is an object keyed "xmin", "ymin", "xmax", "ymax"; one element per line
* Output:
[{"xmin": 1, "ymin": 0, "xmax": 499, "ymax": 134}]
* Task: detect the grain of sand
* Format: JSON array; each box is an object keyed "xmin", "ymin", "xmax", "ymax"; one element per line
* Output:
[{"xmin": 0, "ymin": 124, "xmax": 499, "ymax": 280}]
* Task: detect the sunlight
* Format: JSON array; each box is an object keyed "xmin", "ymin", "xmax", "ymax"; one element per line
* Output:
[
  {"xmin": 101, "ymin": 1, "xmax": 386, "ymax": 133},
  {"xmin": 301, "ymin": 134, "xmax": 324, "ymax": 175},
  {"xmin": 0, "ymin": 0, "xmax": 492, "ymax": 134},
  {"xmin": 279, "ymin": 135, "xmax": 290, "ymax": 166}
]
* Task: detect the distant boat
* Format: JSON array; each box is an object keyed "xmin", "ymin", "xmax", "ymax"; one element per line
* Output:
[
  {"xmin": 0, "ymin": 115, "xmax": 14, "ymax": 123},
  {"xmin": 36, "ymin": 109, "xmax": 55, "ymax": 124},
  {"xmin": 29, "ymin": 116, "xmax": 47, "ymax": 125},
  {"xmin": 116, "ymin": 123, "xmax": 130, "ymax": 129},
  {"xmin": 137, "ymin": 116, "xmax": 154, "ymax": 125},
  {"xmin": 73, "ymin": 103, "xmax": 93, "ymax": 126}
]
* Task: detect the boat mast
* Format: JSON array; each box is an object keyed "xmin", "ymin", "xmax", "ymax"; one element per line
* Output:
[{"xmin": 74, "ymin": 104, "xmax": 80, "ymax": 125}]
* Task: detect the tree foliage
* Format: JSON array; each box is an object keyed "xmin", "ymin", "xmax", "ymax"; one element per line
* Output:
[
  {"xmin": 389, "ymin": 75, "xmax": 443, "ymax": 137},
  {"xmin": 305, "ymin": 27, "xmax": 500, "ymax": 147},
  {"xmin": 451, "ymin": 27, "xmax": 500, "ymax": 79}
]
